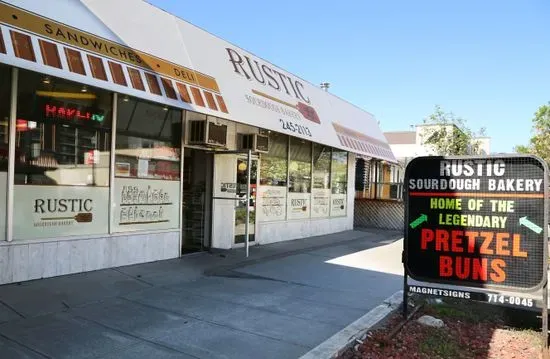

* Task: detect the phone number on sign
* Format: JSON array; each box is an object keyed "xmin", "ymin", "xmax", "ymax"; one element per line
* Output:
[
  {"xmin": 279, "ymin": 119, "xmax": 312, "ymax": 137},
  {"xmin": 487, "ymin": 294, "xmax": 534, "ymax": 308}
]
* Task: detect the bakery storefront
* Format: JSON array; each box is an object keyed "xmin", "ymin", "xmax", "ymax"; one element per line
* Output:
[{"xmin": 0, "ymin": 0, "xmax": 396, "ymax": 284}]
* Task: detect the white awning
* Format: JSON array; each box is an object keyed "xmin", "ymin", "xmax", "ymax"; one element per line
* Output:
[{"xmin": 0, "ymin": 0, "xmax": 396, "ymax": 162}]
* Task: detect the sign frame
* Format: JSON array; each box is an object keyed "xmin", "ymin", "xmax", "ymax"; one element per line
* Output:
[
  {"xmin": 401, "ymin": 153, "xmax": 549, "ymax": 353},
  {"xmin": 404, "ymin": 154, "xmax": 548, "ymax": 292}
]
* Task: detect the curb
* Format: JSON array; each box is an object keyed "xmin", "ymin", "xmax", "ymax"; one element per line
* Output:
[{"xmin": 298, "ymin": 290, "xmax": 404, "ymax": 359}]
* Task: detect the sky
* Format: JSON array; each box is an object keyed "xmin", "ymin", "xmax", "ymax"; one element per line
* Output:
[{"xmin": 148, "ymin": 0, "xmax": 550, "ymax": 153}]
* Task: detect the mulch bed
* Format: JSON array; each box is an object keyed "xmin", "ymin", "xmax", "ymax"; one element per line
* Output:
[{"xmin": 338, "ymin": 297, "xmax": 544, "ymax": 359}]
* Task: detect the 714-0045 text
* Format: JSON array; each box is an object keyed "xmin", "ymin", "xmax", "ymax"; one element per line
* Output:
[{"xmin": 487, "ymin": 294, "xmax": 534, "ymax": 308}]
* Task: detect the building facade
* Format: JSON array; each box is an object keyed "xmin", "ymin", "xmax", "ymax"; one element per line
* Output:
[{"xmin": 0, "ymin": 0, "xmax": 395, "ymax": 284}]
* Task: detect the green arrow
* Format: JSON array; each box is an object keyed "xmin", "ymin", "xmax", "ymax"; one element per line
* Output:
[
  {"xmin": 410, "ymin": 214, "xmax": 428, "ymax": 229},
  {"xmin": 519, "ymin": 216, "xmax": 542, "ymax": 234}
]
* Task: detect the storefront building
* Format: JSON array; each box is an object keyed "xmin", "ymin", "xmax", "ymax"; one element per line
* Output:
[{"xmin": 0, "ymin": 0, "xmax": 396, "ymax": 285}]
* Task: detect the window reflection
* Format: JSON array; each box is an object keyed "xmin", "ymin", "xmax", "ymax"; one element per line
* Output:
[
  {"xmin": 289, "ymin": 137, "xmax": 311, "ymax": 193},
  {"xmin": 331, "ymin": 150, "xmax": 348, "ymax": 194},
  {"xmin": 115, "ymin": 96, "xmax": 181, "ymax": 180},
  {"xmin": 15, "ymin": 69, "xmax": 111, "ymax": 186},
  {"xmin": 313, "ymin": 144, "xmax": 331, "ymax": 190},
  {"xmin": 259, "ymin": 132, "xmax": 287, "ymax": 186}
]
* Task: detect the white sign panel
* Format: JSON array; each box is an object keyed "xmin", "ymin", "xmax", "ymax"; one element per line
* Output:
[
  {"xmin": 311, "ymin": 188, "xmax": 330, "ymax": 218},
  {"xmin": 287, "ymin": 192, "xmax": 310, "ymax": 220},
  {"xmin": 330, "ymin": 193, "xmax": 347, "ymax": 217},
  {"xmin": 257, "ymin": 186, "xmax": 286, "ymax": 222},
  {"xmin": 13, "ymin": 185, "xmax": 109, "ymax": 240},
  {"xmin": 112, "ymin": 178, "xmax": 180, "ymax": 232},
  {"xmin": 0, "ymin": 172, "xmax": 6, "ymax": 241}
]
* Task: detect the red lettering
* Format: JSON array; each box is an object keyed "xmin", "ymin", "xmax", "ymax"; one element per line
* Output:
[
  {"xmin": 464, "ymin": 231, "xmax": 478, "ymax": 253},
  {"xmin": 490, "ymin": 259, "xmax": 506, "ymax": 282},
  {"xmin": 439, "ymin": 256, "xmax": 453, "ymax": 277},
  {"xmin": 45, "ymin": 104, "xmax": 57, "ymax": 117},
  {"xmin": 421, "ymin": 228, "xmax": 434, "ymax": 250},
  {"xmin": 57, "ymin": 106, "xmax": 66, "ymax": 119},
  {"xmin": 66, "ymin": 108, "xmax": 77, "ymax": 118},
  {"xmin": 451, "ymin": 230, "xmax": 463, "ymax": 253},
  {"xmin": 455, "ymin": 256, "xmax": 470, "ymax": 279},
  {"xmin": 435, "ymin": 229, "xmax": 449, "ymax": 251},
  {"xmin": 472, "ymin": 258, "xmax": 488, "ymax": 281}
]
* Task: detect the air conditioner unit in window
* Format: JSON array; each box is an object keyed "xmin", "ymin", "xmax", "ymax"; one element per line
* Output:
[
  {"xmin": 238, "ymin": 133, "xmax": 270, "ymax": 153},
  {"xmin": 188, "ymin": 118, "xmax": 228, "ymax": 148}
]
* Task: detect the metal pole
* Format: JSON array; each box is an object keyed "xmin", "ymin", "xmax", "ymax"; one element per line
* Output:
[
  {"xmin": 245, "ymin": 149, "xmax": 251, "ymax": 257},
  {"xmin": 108, "ymin": 93, "xmax": 118, "ymax": 234},
  {"xmin": 6, "ymin": 67, "xmax": 18, "ymax": 242}
]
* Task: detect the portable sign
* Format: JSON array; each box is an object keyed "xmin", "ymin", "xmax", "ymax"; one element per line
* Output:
[{"xmin": 404, "ymin": 155, "xmax": 548, "ymax": 292}]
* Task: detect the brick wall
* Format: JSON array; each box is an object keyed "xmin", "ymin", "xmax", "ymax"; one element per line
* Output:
[{"xmin": 354, "ymin": 198, "xmax": 404, "ymax": 232}]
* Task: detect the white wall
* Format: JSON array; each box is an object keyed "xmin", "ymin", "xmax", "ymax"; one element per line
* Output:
[{"xmin": 0, "ymin": 231, "xmax": 179, "ymax": 285}]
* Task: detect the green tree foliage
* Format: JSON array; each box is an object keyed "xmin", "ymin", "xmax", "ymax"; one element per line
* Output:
[
  {"xmin": 421, "ymin": 105, "xmax": 485, "ymax": 156},
  {"xmin": 514, "ymin": 102, "xmax": 550, "ymax": 164}
]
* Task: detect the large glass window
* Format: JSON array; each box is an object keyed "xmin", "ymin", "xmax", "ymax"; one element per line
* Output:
[
  {"xmin": 288, "ymin": 137, "xmax": 311, "ymax": 193},
  {"xmin": 15, "ymin": 70, "xmax": 112, "ymax": 186},
  {"xmin": 287, "ymin": 137, "xmax": 311, "ymax": 219},
  {"xmin": 331, "ymin": 150, "xmax": 348, "ymax": 194},
  {"xmin": 311, "ymin": 144, "xmax": 331, "ymax": 218},
  {"xmin": 115, "ymin": 96, "xmax": 181, "ymax": 180},
  {"xmin": 13, "ymin": 70, "xmax": 112, "ymax": 240},
  {"xmin": 113, "ymin": 95, "xmax": 182, "ymax": 232},
  {"xmin": 258, "ymin": 132, "xmax": 288, "ymax": 222},
  {"xmin": 330, "ymin": 149, "xmax": 348, "ymax": 217},
  {"xmin": 313, "ymin": 144, "xmax": 331, "ymax": 190},
  {"xmin": 259, "ymin": 132, "xmax": 287, "ymax": 187},
  {"xmin": 0, "ymin": 65, "xmax": 10, "ymax": 242}
]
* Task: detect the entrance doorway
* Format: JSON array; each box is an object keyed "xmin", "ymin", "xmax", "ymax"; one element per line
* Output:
[
  {"xmin": 181, "ymin": 148, "xmax": 213, "ymax": 254},
  {"xmin": 234, "ymin": 157, "xmax": 258, "ymax": 244}
]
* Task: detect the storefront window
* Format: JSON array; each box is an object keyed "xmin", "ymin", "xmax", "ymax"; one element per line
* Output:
[
  {"xmin": 313, "ymin": 144, "xmax": 331, "ymax": 190},
  {"xmin": 259, "ymin": 132, "xmax": 287, "ymax": 187},
  {"xmin": 287, "ymin": 137, "xmax": 311, "ymax": 219},
  {"xmin": 13, "ymin": 69, "xmax": 112, "ymax": 240},
  {"xmin": 0, "ymin": 64, "xmax": 10, "ymax": 241},
  {"xmin": 15, "ymin": 70, "xmax": 112, "ymax": 185},
  {"xmin": 330, "ymin": 149, "xmax": 348, "ymax": 217},
  {"xmin": 258, "ymin": 132, "xmax": 288, "ymax": 222},
  {"xmin": 288, "ymin": 137, "xmax": 311, "ymax": 193},
  {"xmin": 331, "ymin": 150, "xmax": 348, "ymax": 194},
  {"xmin": 113, "ymin": 95, "xmax": 182, "ymax": 232},
  {"xmin": 311, "ymin": 144, "xmax": 331, "ymax": 218}
]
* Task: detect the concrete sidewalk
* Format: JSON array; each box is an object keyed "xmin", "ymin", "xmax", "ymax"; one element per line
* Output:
[{"xmin": 0, "ymin": 229, "xmax": 403, "ymax": 359}]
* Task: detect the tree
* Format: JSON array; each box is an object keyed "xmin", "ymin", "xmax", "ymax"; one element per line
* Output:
[
  {"xmin": 514, "ymin": 102, "xmax": 550, "ymax": 164},
  {"xmin": 420, "ymin": 105, "xmax": 486, "ymax": 156}
]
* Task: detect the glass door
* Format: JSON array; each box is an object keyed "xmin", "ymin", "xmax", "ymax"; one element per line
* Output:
[{"xmin": 234, "ymin": 157, "xmax": 257, "ymax": 244}]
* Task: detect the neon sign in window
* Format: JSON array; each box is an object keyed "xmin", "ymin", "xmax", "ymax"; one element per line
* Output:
[{"xmin": 44, "ymin": 104, "xmax": 105, "ymax": 123}]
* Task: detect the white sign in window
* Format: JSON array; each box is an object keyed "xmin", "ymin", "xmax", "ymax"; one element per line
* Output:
[
  {"xmin": 13, "ymin": 185, "xmax": 109, "ymax": 240},
  {"xmin": 112, "ymin": 178, "xmax": 180, "ymax": 232},
  {"xmin": 257, "ymin": 185, "xmax": 286, "ymax": 222}
]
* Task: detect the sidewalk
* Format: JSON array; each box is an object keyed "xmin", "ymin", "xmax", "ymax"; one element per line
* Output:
[{"xmin": 0, "ymin": 229, "xmax": 403, "ymax": 359}]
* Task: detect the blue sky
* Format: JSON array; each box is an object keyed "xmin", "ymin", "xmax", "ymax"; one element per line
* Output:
[{"xmin": 149, "ymin": 0, "xmax": 549, "ymax": 153}]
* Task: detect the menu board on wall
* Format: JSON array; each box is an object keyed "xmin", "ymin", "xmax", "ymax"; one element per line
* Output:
[
  {"xmin": 330, "ymin": 193, "xmax": 347, "ymax": 217},
  {"xmin": 311, "ymin": 188, "xmax": 330, "ymax": 218},
  {"xmin": 112, "ymin": 178, "xmax": 180, "ymax": 232},
  {"xmin": 287, "ymin": 192, "xmax": 311, "ymax": 220},
  {"xmin": 257, "ymin": 186, "xmax": 286, "ymax": 222},
  {"xmin": 0, "ymin": 173, "xmax": 6, "ymax": 241},
  {"xmin": 13, "ymin": 185, "xmax": 109, "ymax": 240}
]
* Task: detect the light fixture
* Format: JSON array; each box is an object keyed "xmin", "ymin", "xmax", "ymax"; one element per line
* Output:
[
  {"xmin": 42, "ymin": 76, "xmax": 51, "ymax": 84},
  {"xmin": 122, "ymin": 95, "xmax": 129, "ymax": 102},
  {"xmin": 81, "ymin": 85, "xmax": 88, "ymax": 93},
  {"xmin": 35, "ymin": 91, "xmax": 96, "ymax": 100},
  {"xmin": 163, "ymin": 106, "xmax": 168, "ymax": 111}
]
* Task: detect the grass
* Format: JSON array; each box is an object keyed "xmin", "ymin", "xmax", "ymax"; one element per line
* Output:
[{"xmin": 419, "ymin": 328, "xmax": 461, "ymax": 358}]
